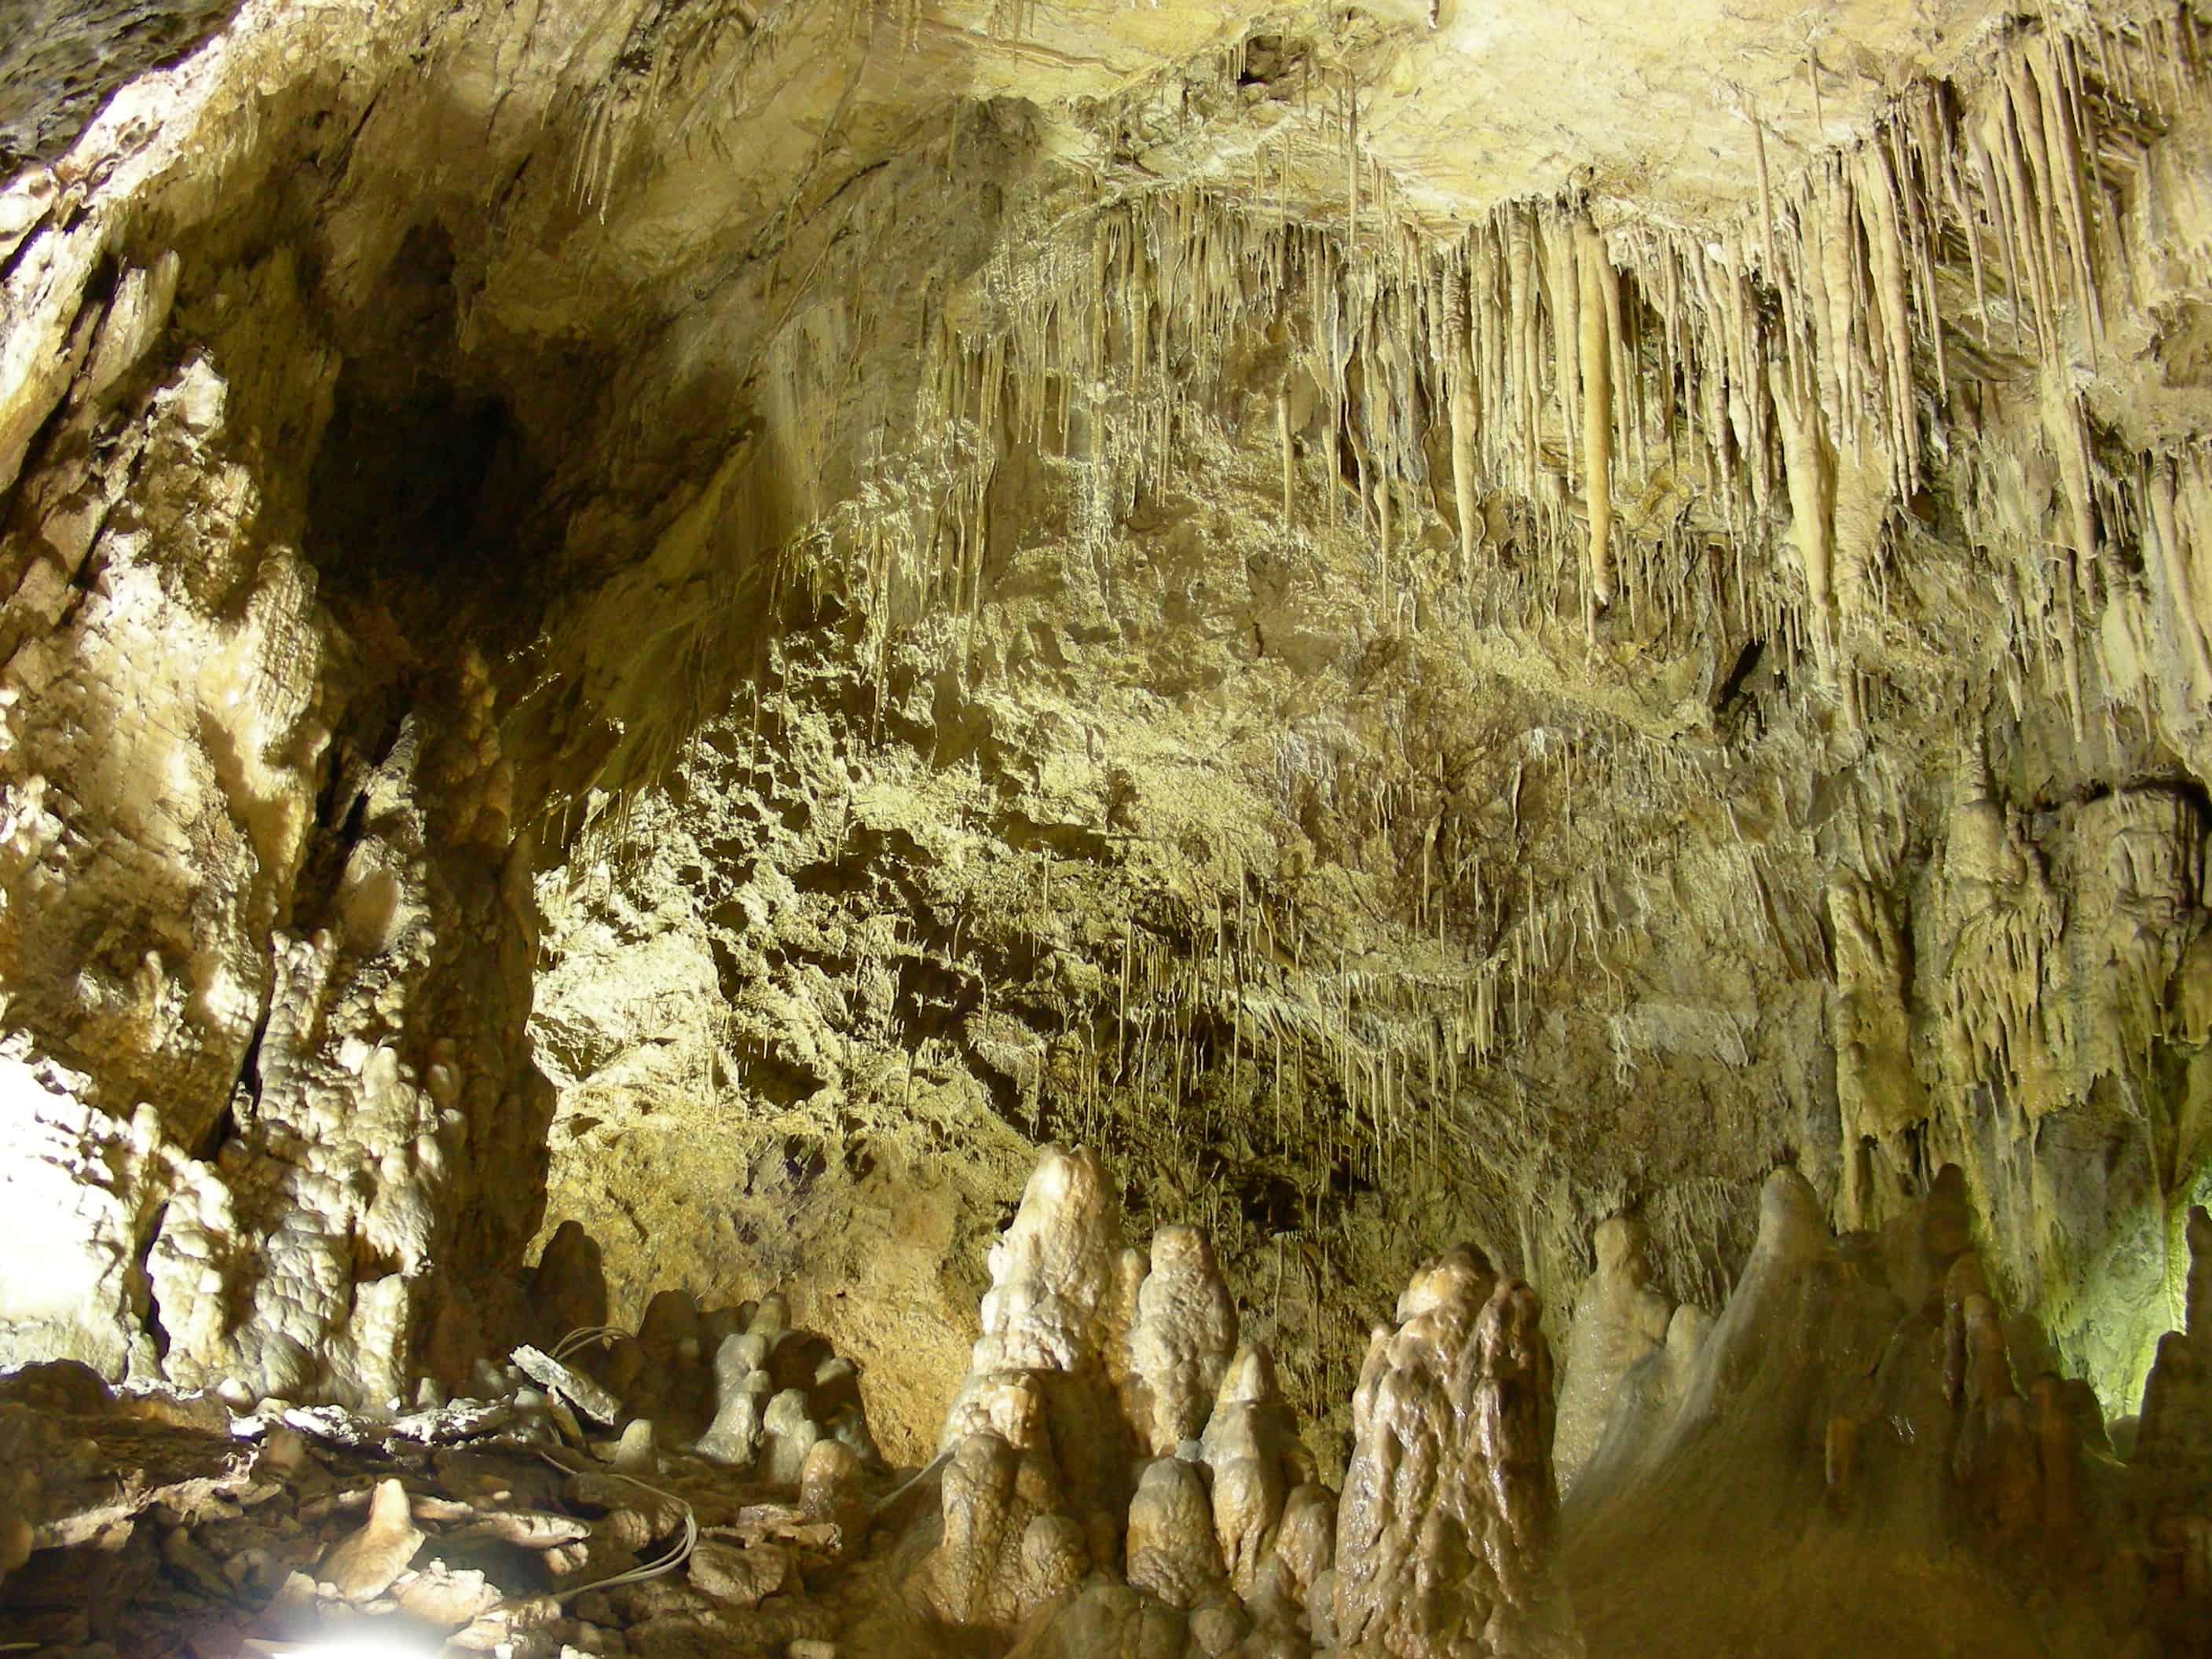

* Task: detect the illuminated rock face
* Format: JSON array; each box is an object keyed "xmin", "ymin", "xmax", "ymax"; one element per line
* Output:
[
  {"xmin": 0, "ymin": 1143, "xmax": 2209, "ymax": 1656},
  {"xmin": 1331, "ymin": 1248, "xmax": 1579, "ymax": 1657},
  {"xmin": 6, "ymin": 0, "xmax": 2212, "ymax": 1650}
]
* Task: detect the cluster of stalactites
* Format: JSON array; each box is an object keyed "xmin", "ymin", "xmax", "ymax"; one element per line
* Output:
[
  {"xmin": 743, "ymin": 9, "xmax": 2212, "ymax": 775},
  {"xmin": 739, "ymin": 12, "xmax": 2212, "ymax": 1228},
  {"xmin": 884, "ymin": 11, "xmax": 2210, "ymax": 727}
]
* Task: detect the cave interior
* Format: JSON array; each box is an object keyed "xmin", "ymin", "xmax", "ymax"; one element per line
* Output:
[{"xmin": 2, "ymin": 1, "xmax": 2212, "ymax": 1655}]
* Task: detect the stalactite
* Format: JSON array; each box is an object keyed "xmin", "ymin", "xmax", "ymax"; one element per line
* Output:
[
  {"xmin": 2151, "ymin": 456, "xmax": 2212, "ymax": 698},
  {"xmin": 1859, "ymin": 141, "xmax": 1920, "ymax": 492},
  {"xmin": 1770, "ymin": 352, "xmax": 1840, "ymax": 692},
  {"xmin": 2039, "ymin": 366, "xmax": 2095, "ymax": 741}
]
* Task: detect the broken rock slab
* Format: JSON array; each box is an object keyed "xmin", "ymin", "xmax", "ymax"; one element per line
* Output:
[{"xmin": 512, "ymin": 1344, "xmax": 624, "ymax": 1426}]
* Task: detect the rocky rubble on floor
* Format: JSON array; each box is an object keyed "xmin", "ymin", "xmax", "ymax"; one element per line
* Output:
[{"xmin": 0, "ymin": 1278, "xmax": 886, "ymax": 1659}]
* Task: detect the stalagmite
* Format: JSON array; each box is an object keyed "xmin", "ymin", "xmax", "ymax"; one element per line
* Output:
[
  {"xmin": 317, "ymin": 1478, "xmax": 424, "ymax": 1601},
  {"xmin": 1333, "ymin": 1247, "xmax": 1582, "ymax": 1657},
  {"xmin": 1123, "ymin": 1225, "xmax": 1239, "ymax": 1456},
  {"xmin": 1124, "ymin": 1455, "xmax": 1223, "ymax": 1610},
  {"xmin": 1555, "ymin": 1216, "xmax": 1674, "ymax": 1489}
]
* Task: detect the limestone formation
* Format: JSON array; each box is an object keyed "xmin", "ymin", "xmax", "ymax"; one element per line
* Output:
[
  {"xmin": 760, "ymin": 1387, "xmax": 822, "ymax": 1487},
  {"xmin": 929, "ymin": 1422, "xmax": 1082, "ymax": 1632},
  {"xmin": 9, "ymin": 0, "xmax": 2212, "ymax": 1654},
  {"xmin": 1125, "ymin": 1455, "xmax": 1225, "ymax": 1611},
  {"xmin": 1198, "ymin": 1344, "xmax": 1311, "ymax": 1597},
  {"xmin": 697, "ymin": 1350, "xmax": 774, "ymax": 1469},
  {"xmin": 799, "ymin": 1437, "xmax": 870, "ymax": 1558},
  {"xmin": 950, "ymin": 1146, "xmax": 1133, "ymax": 1415},
  {"xmin": 1561, "ymin": 1166, "xmax": 2177, "ymax": 1655},
  {"xmin": 316, "ymin": 1478, "xmax": 423, "ymax": 1601},
  {"xmin": 0, "ymin": 0, "xmax": 2198, "ymax": 1461},
  {"xmin": 937, "ymin": 1144, "xmax": 1141, "ymax": 1563},
  {"xmin": 2135, "ymin": 1206, "xmax": 2212, "ymax": 1650},
  {"xmin": 1332, "ymin": 1247, "xmax": 1581, "ymax": 1657},
  {"xmin": 529, "ymin": 1218, "xmax": 610, "ymax": 1349},
  {"xmin": 0, "ymin": 1145, "xmax": 2209, "ymax": 1655},
  {"xmin": 1552, "ymin": 1216, "xmax": 1675, "ymax": 1491},
  {"xmin": 693, "ymin": 1296, "xmax": 784, "ymax": 1467},
  {"xmin": 1125, "ymin": 1225, "xmax": 1241, "ymax": 1456}
]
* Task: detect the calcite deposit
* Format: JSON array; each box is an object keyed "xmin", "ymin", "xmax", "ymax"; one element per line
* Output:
[
  {"xmin": 1331, "ymin": 1249, "xmax": 1577, "ymax": 1657},
  {"xmin": 7, "ymin": 0, "xmax": 2212, "ymax": 1650},
  {"xmin": 1551, "ymin": 1217, "xmax": 1673, "ymax": 1490},
  {"xmin": 3, "ymin": 1143, "xmax": 2205, "ymax": 1657}
]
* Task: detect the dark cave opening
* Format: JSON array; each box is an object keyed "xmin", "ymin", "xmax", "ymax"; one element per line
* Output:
[
  {"xmin": 303, "ymin": 358, "xmax": 545, "ymax": 620},
  {"xmin": 302, "ymin": 223, "xmax": 553, "ymax": 644}
]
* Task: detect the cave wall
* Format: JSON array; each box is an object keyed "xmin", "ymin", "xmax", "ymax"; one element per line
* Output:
[
  {"xmin": 0, "ymin": 0, "xmax": 586, "ymax": 1404},
  {"xmin": 508, "ymin": 9, "xmax": 2212, "ymax": 1462},
  {"xmin": 0, "ymin": 0, "xmax": 2209, "ymax": 1485}
]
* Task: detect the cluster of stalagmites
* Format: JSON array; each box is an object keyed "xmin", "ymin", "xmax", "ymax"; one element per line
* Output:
[
  {"xmin": 520, "ymin": 1222, "xmax": 878, "ymax": 1481},
  {"xmin": 908, "ymin": 1145, "xmax": 1576, "ymax": 1657},
  {"xmin": 4, "ymin": 1146, "xmax": 2211, "ymax": 1656}
]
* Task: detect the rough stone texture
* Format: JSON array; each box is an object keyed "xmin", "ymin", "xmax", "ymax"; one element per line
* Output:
[
  {"xmin": 481, "ymin": 1, "xmax": 2212, "ymax": 1467},
  {"xmin": 9, "ymin": 0, "xmax": 2212, "ymax": 1651},
  {"xmin": 1125, "ymin": 1454, "xmax": 1225, "ymax": 1612},
  {"xmin": 936, "ymin": 1143, "xmax": 1141, "ymax": 1544},
  {"xmin": 1552, "ymin": 1216, "xmax": 1676, "ymax": 1491},
  {"xmin": 1, "ymin": 0, "xmax": 2205, "ymax": 1468},
  {"xmin": 1332, "ymin": 1247, "xmax": 1581, "ymax": 1657},
  {"xmin": 928, "ymin": 1423, "xmax": 1075, "ymax": 1632},
  {"xmin": 0, "ymin": 0, "xmax": 240, "ymax": 174},
  {"xmin": 2134, "ymin": 1205, "xmax": 2212, "ymax": 1653},
  {"xmin": 316, "ymin": 1477, "xmax": 423, "ymax": 1599},
  {"xmin": 1196, "ymin": 1344, "xmax": 1311, "ymax": 1597}
]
